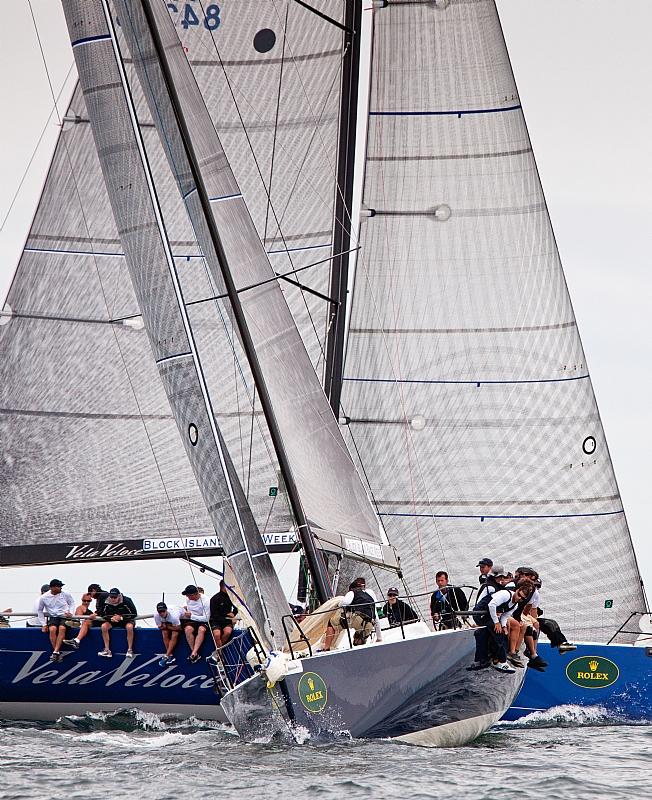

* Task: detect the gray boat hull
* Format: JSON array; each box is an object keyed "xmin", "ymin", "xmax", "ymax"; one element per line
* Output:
[{"xmin": 221, "ymin": 627, "xmax": 525, "ymax": 746}]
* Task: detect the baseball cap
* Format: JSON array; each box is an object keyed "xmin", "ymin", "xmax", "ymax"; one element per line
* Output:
[
  {"xmin": 108, "ymin": 587, "xmax": 121, "ymax": 597},
  {"xmin": 387, "ymin": 587, "xmax": 399, "ymax": 596},
  {"xmin": 156, "ymin": 602, "xmax": 168, "ymax": 612},
  {"xmin": 49, "ymin": 579, "xmax": 64, "ymax": 588},
  {"xmin": 182, "ymin": 584, "xmax": 199, "ymax": 596},
  {"xmin": 289, "ymin": 604, "xmax": 304, "ymax": 615},
  {"xmin": 490, "ymin": 564, "xmax": 509, "ymax": 578},
  {"xmin": 476, "ymin": 558, "xmax": 493, "ymax": 567}
]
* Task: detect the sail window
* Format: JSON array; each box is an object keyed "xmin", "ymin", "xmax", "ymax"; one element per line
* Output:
[
  {"xmin": 410, "ymin": 415, "xmax": 426, "ymax": 431},
  {"xmin": 433, "ymin": 204, "xmax": 451, "ymax": 221},
  {"xmin": 188, "ymin": 423, "xmax": 199, "ymax": 446},
  {"xmin": 0, "ymin": 304, "xmax": 13, "ymax": 326},
  {"xmin": 583, "ymin": 436, "xmax": 597, "ymax": 455},
  {"xmin": 253, "ymin": 29, "xmax": 276, "ymax": 54}
]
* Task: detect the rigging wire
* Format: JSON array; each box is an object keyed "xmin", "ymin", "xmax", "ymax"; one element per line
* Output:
[{"xmin": 0, "ymin": 65, "xmax": 75, "ymax": 233}]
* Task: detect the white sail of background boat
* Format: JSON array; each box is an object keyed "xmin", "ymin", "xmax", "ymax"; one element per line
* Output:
[{"xmin": 335, "ymin": 0, "xmax": 648, "ymax": 644}]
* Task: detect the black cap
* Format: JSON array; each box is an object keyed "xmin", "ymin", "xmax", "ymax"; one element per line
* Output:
[
  {"xmin": 387, "ymin": 587, "xmax": 399, "ymax": 596},
  {"xmin": 476, "ymin": 558, "xmax": 493, "ymax": 567},
  {"xmin": 289, "ymin": 604, "xmax": 304, "ymax": 615},
  {"xmin": 49, "ymin": 579, "xmax": 64, "ymax": 588},
  {"xmin": 40, "ymin": 584, "xmax": 50, "ymax": 593},
  {"xmin": 182, "ymin": 584, "xmax": 199, "ymax": 596},
  {"xmin": 108, "ymin": 587, "xmax": 121, "ymax": 597},
  {"xmin": 156, "ymin": 602, "xmax": 168, "ymax": 612}
]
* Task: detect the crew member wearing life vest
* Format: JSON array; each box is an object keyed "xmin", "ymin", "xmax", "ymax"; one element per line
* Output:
[
  {"xmin": 468, "ymin": 575, "xmax": 535, "ymax": 673},
  {"xmin": 323, "ymin": 577, "xmax": 381, "ymax": 650}
]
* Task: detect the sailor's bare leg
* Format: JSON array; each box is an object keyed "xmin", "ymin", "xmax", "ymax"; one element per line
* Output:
[
  {"xmin": 48, "ymin": 625, "xmax": 57, "ymax": 650},
  {"xmin": 184, "ymin": 623, "xmax": 196, "ymax": 651},
  {"xmin": 191, "ymin": 625, "xmax": 206, "ymax": 657},
  {"xmin": 165, "ymin": 630, "xmax": 179, "ymax": 657},
  {"xmin": 126, "ymin": 622, "xmax": 135, "ymax": 650},
  {"xmin": 101, "ymin": 621, "xmax": 112, "ymax": 649},
  {"xmin": 54, "ymin": 625, "xmax": 66, "ymax": 652},
  {"xmin": 76, "ymin": 618, "xmax": 94, "ymax": 642}
]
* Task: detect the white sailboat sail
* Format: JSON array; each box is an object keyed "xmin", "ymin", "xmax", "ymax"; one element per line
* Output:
[
  {"xmin": 0, "ymin": 1, "xmax": 349, "ymax": 564},
  {"xmin": 339, "ymin": 0, "xmax": 646, "ymax": 641},
  {"xmin": 60, "ymin": 0, "xmax": 291, "ymax": 646},
  {"xmin": 114, "ymin": 0, "xmax": 397, "ymax": 576}
]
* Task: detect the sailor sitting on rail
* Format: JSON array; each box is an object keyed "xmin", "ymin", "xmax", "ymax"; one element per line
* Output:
[{"xmin": 468, "ymin": 574, "xmax": 535, "ymax": 673}]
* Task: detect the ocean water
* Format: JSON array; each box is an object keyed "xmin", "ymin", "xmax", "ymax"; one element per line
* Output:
[{"xmin": 0, "ymin": 707, "xmax": 649, "ymax": 800}]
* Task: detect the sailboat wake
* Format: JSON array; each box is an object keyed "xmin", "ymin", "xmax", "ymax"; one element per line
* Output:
[{"xmin": 494, "ymin": 704, "xmax": 652, "ymax": 729}]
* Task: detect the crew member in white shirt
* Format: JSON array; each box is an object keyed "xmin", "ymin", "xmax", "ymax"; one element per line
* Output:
[
  {"xmin": 26, "ymin": 584, "xmax": 51, "ymax": 627},
  {"xmin": 37, "ymin": 579, "xmax": 75, "ymax": 662},
  {"xmin": 154, "ymin": 601, "xmax": 182, "ymax": 666},
  {"xmin": 180, "ymin": 584, "xmax": 209, "ymax": 663}
]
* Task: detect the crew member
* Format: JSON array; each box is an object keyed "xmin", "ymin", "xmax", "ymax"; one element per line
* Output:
[
  {"xmin": 430, "ymin": 571, "xmax": 468, "ymax": 629},
  {"xmin": 382, "ymin": 588, "xmax": 418, "ymax": 628},
  {"xmin": 37, "ymin": 579, "xmax": 75, "ymax": 662}
]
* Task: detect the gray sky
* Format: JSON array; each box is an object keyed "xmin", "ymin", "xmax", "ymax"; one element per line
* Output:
[{"xmin": 0, "ymin": 1, "xmax": 649, "ymax": 613}]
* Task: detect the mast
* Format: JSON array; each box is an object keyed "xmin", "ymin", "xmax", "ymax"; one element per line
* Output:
[
  {"xmin": 324, "ymin": 0, "xmax": 363, "ymax": 416},
  {"xmin": 138, "ymin": 0, "xmax": 332, "ymax": 604}
]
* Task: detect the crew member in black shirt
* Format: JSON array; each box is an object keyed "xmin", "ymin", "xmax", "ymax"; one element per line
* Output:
[
  {"xmin": 430, "ymin": 571, "xmax": 468, "ymax": 629},
  {"xmin": 209, "ymin": 580, "xmax": 238, "ymax": 651},
  {"xmin": 382, "ymin": 587, "xmax": 418, "ymax": 628}
]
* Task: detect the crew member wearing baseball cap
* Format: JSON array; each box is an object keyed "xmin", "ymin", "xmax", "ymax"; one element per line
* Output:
[
  {"xmin": 97, "ymin": 587, "xmax": 138, "ymax": 658},
  {"xmin": 180, "ymin": 585, "xmax": 209, "ymax": 663},
  {"xmin": 476, "ymin": 558, "xmax": 493, "ymax": 583},
  {"xmin": 154, "ymin": 601, "xmax": 182, "ymax": 666},
  {"xmin": 382, "ymin": 587, "xmax": 419, "ymax": 629},
  {"xmin": 37, "ymin": 579, "xmax": 76, "ymax": 662}
]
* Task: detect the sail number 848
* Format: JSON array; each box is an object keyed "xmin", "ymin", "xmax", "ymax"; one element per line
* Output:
[{"xmin": 167, "ymin": 3, "xmax": 221, "ymax": 31}]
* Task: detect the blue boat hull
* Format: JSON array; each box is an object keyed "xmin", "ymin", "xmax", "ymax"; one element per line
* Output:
[
  {"xmin": 504, "ymin": 642, "xmax": 652, "ymax": 721},
  {"xmin": 0, "ymin": 627, "xmax": 250, "ymax": 721}
]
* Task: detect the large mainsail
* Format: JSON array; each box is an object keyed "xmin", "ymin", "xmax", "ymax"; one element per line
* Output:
[
  {"xmin": 0, "ymin": 1, "xmax": 348, "ymax": 564},
  {"xmin": 112, "ymin": 0, "xmax": 397, "ymax": 582},
  {"xmin": 59, "ymin": 0, "xmax": 291, "ymax": 646},
  {"xmin": 339, "ymin": 0, "xmax": 646, "ymax": 640}
]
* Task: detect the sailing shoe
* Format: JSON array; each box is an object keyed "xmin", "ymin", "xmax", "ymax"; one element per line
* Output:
[
  {"xmin": 466, "ymin": 661, "xmax": 490, "ymax": 671},
  {"xmin": 528, "ymin": 655, "xmax": 548, "ymax": 668},
  {"xmin": 491, "ymin": 662, "xmax": 516, "ymax": 674},
  {"xmin": 207, "ymin": 651, "xmax": 219, "ymax": 665},
  {"xmin": 507, "ymin": 652, "xmax": 525, "ymax": 667},
  {"xmin": 558, "ymin": 642, "xmax": 577, "ymax": 653},
  {"xmin": 126, "ymin": 649, "xmax": 134, "ymax": 658},
  {"xmin": 98, "ymin": 648, "xmax": 112, "ymax": 658},
  {"xmin": 63, "ymin": 638, "xmax": 80, "ymax": 650},
  {"xmin": 188, "ymin": 653, "xmax": 201, "ymax": 663},
  {"xmin": 49, "ymin": 652, "xmax": 62, "ymax": 663}
]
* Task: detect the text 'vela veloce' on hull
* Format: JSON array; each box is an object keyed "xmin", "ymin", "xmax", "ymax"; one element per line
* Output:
[{"xmin": 221, "ymin": 628, "xmax": 525, "ymax": 747}]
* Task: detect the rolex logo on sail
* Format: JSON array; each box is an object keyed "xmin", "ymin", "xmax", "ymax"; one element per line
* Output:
[{"xmin": 566, "ymin": 656, "xmax": 619, "ymax": 689}]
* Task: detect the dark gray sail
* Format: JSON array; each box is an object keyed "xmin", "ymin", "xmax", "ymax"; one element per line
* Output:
[
  {"xmin": 339, "ymin": 0, "xmax": 646, "ymax": 641},
  {"xmin": 60, "ymin": 0, "xmax": 289, "ymax": 646},
  {"xmin": 113, "ymin": 0, "xmax": 396, "ymax": 575}
]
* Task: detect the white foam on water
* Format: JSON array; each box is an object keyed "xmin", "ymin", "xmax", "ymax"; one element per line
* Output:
[
  {"xmin": 48, "ymin": 729, "xmax": 187, "ymax": 748},
  {"xmin": 497, "ymin": 704, "xmax": 612, "ymax": 728}
]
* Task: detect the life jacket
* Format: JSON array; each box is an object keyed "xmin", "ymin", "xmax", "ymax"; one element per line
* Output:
[
  {"xmin": 476, "ymin": 575, "xmax": 502, "ymax": 604},
  {"xmin": 349, "ymin": 589, "xmax": 376, "ymax": 623},
  {"xmin": 473, "ymin": 590, "xmax": 516, "ymax": 620}
]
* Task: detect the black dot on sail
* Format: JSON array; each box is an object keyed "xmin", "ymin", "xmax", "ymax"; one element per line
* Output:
[{"xmin": 253, "ymin": 29, "xmax": 276, "ymax": 53}]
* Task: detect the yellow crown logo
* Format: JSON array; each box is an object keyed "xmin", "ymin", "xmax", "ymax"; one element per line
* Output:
[
  {"xmin": 588, "ymin": 660, "xmax": 599, "ymax": 672},
  {"xmin": 307, "ymin": 677, "xmax": 315, "ymax": 691}
]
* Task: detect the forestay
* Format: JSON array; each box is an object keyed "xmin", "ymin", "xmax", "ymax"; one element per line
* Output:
[{"xmin": 339, "ymin": 0, "xmax": 646, "ymax": 641}]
